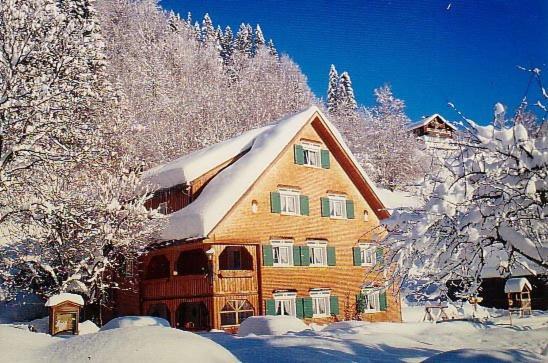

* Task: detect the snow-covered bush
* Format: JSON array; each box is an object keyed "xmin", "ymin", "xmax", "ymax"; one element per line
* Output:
[
  {"xmin": 383, "ymin": 117, "xmax": 547, "ymax": 296},
  {"xmin": 237, "ymin": 316, "xmax": 310, "ymax": 336}
]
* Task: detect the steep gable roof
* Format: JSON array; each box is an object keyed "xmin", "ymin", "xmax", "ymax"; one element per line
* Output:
[
  {"xmin": 159, "ymin": 106, "xmax": 389, "ymax": 241},
  {"xmin": 407, "ymin": 114, "xmax": 457, "ymax": 131}
]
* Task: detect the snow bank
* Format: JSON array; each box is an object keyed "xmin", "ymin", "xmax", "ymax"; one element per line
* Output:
[
  {"xmin": 237, "ymin": 316, "xmax": 310, "ymax": 336},
  {"xmin": 504, "ymin": 277, "xmax": 532, "ymax": 293},
  {"xmin": 78, "ymin": 320, "xmax": 99, "ymax": 335},
  {"xmin": 162, "ymin": 106, "xmax": 388, "ymax": 240},
  {"xmin": 423, "ymin": 348, "xmax": 543, "ymax": 362},
  {"xmin": 47, "ymin": 326, "xmax": 238, "ymax": 363},
  {"xmin": 99, "ymin": 316, "xmax": 170, "ymax": 331},
  {"xmin": 44, "ymin": 293, "xmax": 84, "ymax": 307}
]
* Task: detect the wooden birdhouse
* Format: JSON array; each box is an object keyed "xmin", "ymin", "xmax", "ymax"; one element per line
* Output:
[
  {"xmin": 504, "ymin": 278, "xmax": 532, "ymax": 318},
  {"xmin": 45, "ymin": 293, "xmax": 84, "ymax": 335}
]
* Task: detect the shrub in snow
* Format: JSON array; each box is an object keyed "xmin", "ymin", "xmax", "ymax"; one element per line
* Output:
[
  {"xmin": 237, "ymin": 316, "xmax": 310, "ymax": 336},
  {"xmin": 99, "ymin": 316, "xmax": 171, "ymax": 331},
  {"xmin": 47, "ymin": 326, "xmax": 238, "ymax": 363}
]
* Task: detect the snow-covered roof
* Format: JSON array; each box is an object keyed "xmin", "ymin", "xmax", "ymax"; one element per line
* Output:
[
  {"xmin": 407, "ymin": 114, "xmax": 457, "ymax": 131},
  {"xmin": 143, "ymin": 126, "xmax": 273, "ymax": 190},
  {"xmin": 504, "ymin": 278, "xmax": 532, "ymax": 293},
  {"xmin": 45, "ymin": 293, "xmax": 84, "ymax": 307},
  {"xmin": 161, "ymin": 106, "xmax": 388, "ymax": 240}
]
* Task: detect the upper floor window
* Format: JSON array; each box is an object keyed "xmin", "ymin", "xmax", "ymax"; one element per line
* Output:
[
  {"xmin": 294, "ymin": 143, "xmax": 330, "ymax": 169},
  {"xmin": 302, "ymin": 142, "xmax": 321, "ymax": 168},
  {"xmin": 360, "ymin": 244, "xmax": 376, "ymax": 266},
  {"xmin": 307, "ymin": 240, "xmax": 327, "ymax": 266},
  {"xmin": 321, "ymin": 195, "xmax": 355, "ymax": 219},
  {"xmin": 271, "ymin": 189, "xmax": 309, "ymax": 216},
  {"xmin": 280, "ymin": 189, "xmax": 300, "ymax": 215},
  {"xmin": 271, "ymin": 240, "xmax": 294, "ymax": 267}
]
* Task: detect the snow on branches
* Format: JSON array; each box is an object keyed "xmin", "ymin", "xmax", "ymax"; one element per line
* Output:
[{"xmin": 382, "ymin": 119, "xmax": 547, "ymax": 296}]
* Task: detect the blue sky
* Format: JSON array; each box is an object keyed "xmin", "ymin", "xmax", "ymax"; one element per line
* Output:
[{"xmin": 161, "ymin": 0, "xmax": 547, "ymax": 123}]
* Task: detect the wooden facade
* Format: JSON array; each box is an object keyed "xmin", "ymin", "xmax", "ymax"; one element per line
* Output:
[
  {"xmin": 112, "ymin": 111, "xmax": 401, "ymax": 331},
  {"xmin": 410, "ymin": 115, "xmax": 455, "ymax": 139}
]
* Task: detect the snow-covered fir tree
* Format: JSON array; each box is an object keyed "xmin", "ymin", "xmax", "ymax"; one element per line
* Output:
[
  {"xmin": 235, "ymin": 23, "xmax": 253, "ymax": 56},
  {"xmin": 267, "ymin": 39, "xmax": 278, "ymax": 57},
  {"xmin": 201, "ymin": 13, "xmax": 216, "ymax": 45},
  {"xmin": 254, "ymin": 24, "xmax": 266, "ymax": 54},
  {"xmin": 338, "ymin": 71, "xmax": 358, "ymax": 113},
  {"xmin": 327, "ymin": 64, "xmax": 340, "ymax": 113},
  {"xmin": 220, "ymin": 26, "xmax": 235, "ymax": 67}
]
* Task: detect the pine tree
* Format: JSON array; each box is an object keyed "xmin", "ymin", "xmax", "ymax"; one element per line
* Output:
[
  {"xmin": 253, "ymin": 24, "xmax": 266, "ymax": 55},
  {"xmin": 193, "ymin": 21, "xmax": 201, "ymax": 42},
  {"xmin": 267, "ymin": 39, "xmax": 278, "ymax": 57},
  {"xmin": 338, "ymin": 71, "xmax": 357, "ymax": 113},
  {"xmin": 201, "ymin": 13, "xmax": 216, "ymax": 45},
  {"xmin": 327, "ymin": 64, "xmax": 340, "ymax": 113},
  {"xmin": 235, "ymin": 23, "xmax": 253, "ymax": 56},
  {"xmin": 220, "ymin": 26, "xmax": 234, "ymax": 66}
]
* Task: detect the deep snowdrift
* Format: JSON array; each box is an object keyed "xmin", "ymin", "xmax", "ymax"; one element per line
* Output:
[
  {"xmin": 99, "ymin": 316, "xmax": 170, "ymax": 331},
  {"xmin": 238, "ymin": 316, "xmax": 310, "ymax": 336}
]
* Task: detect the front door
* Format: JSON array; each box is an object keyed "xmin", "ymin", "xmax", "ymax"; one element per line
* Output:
[{"xmin": 176, "ymin": 302, "xmax": 209, "ymax": 331}]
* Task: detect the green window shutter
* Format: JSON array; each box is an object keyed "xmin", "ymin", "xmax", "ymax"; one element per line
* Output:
[
  {"xmin": 356, "ymin": 293, "xmax": 366, "ymax": 313},
  {"xmin": 327, "ymin": 247, "xmax": 336, "ymax": 266},
  {"xmin": 303, "ymin": 297, "xmax": 314, "ymax": 318},
  {"xmin": 352, "ymin": 247, "xmax": 362, "ymax": 266},
  {"xmin": 294, "ymin": 144, "xmax": 304, "ymax": 165},
  {"xmin": 321, "ymin": 197, "xmax": 330, "ymax": 217},
  {"xmin": 296, "ymin": 298, "xmax": 305, "ymax": 319},
  {"xmin": 270, "ymin": 192, "xmax": 281, "ymax": 213},
  {"xmin": 266, "ymin": 299, "xmax": 276, "ymax": 315},
  {"xmin": 376, "ymin": 247, "xmax": 384, "ymax": 266},
  {"xmin": 346, "ymin": 200, "xmax": 355, "ymax": 219},
  {"xmin": 379, "ymin": 291, "xmax": 388, "ymax": 311},
  {"xmin": 300, "ymin": 195, "xmax": 309, "ymax": 216},
  {"xmin": 330, "ymin": 296, "xmax": 340, "ymax": 315},
  {"xmin": 293, "ymin": 245, "xmax": 302, "ymax": 266},
  {"xmin": 300, "ymin": 246, "xmax": 310, "ymax": 266},
  {"xmin": 262, "ymin": 245, "xmax": 273, "ymax": 266},
  {"xmin": 320, "ymin": 149, "xmax": 330, "ymax": 169}
]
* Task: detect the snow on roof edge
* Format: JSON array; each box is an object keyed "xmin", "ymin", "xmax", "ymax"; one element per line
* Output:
[
  {"xmin": 161, "ymin": 106, "xmax": 390, "ymax": 240},
  {"xmin": 45, "ymin": 293, "xmax": 84, "ymax": 307},
  {"xmin": 408, "ymin": 114, "xmax": 458, "ymax": 131},
  {"xmin": 504, "ymin": 277, "xmax": 532, "ymax": 293}
]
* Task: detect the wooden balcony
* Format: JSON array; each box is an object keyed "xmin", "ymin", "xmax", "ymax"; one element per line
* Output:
[
  {"xmin": 141, "ymin": 275, "xmax": 211, "ymax": 300},
  {"xmin": 214, "ymin": 270, "xmax": 258, "ymax": 295}
]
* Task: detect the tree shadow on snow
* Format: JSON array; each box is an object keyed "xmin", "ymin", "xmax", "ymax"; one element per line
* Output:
[{"xmin": 201, "ymin": 332, "xmax": 440, "ymax": 362}]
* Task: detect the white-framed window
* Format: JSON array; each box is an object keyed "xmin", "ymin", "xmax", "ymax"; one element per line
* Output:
[
  {"xmin": 361, "ymin": 288, "xmax": 382, "ymax": 313},
  {"xmin": 308, "ymin": 240, "xmax": 327, "ymax": 266},
  {"xmin": 329, "ymin": 195, "xmax": 347, "ymax": 219},
  {"xmin": 273, "ymin": 292, "xmax": 297, "ymax": 316},
  {"xmin": 360, "ymin": 243, "xmax": 376, "ymax": 266},
  {"xmin": 302, "ymin": 142, "xmax": 321, "ymax": 168},
  {"xmin": 158, "ymin": 202, "xmax": 168, "ymax": 215},
  {"xmin": 310, "ymin": 289, "xmax": 331, "ymax": 317},
  {"xmin": 279, "ymin": 189, "xmax": 300, "ymax": 216},
  {"xmin": 271, "ymin": 240, "xmax": 294, "ymax": 267}
]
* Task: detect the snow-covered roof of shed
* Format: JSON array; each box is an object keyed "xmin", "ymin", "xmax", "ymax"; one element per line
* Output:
[
  {"xmin": 45, "ymin": 293, "xmax": 84, "ymax": 307},
  {"xmin": 143, "ymin": 126, "xmax": 273, "ymax": 190},
  {"xmin": 161, "ymin": 105, "xmax": 388, "ymax": 240},
  {"xmin": 504, "ymin": 278, "xmax": 532, "ymax": 293},
  {"xmin": 407, "ymin": 114, "xmax": 457, "ymax": 131}
]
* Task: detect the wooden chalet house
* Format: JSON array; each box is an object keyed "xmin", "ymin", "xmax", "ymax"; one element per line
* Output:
[
  {"xmin": 111, "ymin": 106, "xmax": 401, "ymax": 331},
  {"xmin": 408, "ymin": 114, "xmax": 457, "ymax": 139}
]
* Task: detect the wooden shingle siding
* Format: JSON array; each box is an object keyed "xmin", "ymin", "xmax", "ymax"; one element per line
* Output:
[{"xmin": 207, "ymin": 119, "xmax": 401, "ymax": 323}]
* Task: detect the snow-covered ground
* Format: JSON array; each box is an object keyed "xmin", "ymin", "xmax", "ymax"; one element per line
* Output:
[{"xmin": 0, "ymin": 307, "xmax": 546, "ymax": 362}]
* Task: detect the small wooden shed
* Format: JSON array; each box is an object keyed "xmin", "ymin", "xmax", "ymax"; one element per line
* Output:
[
  {"xmin": 505, "ymin": 277, "xmax": 532, "ymax": 317},
  {"xmin": 45, "ymin": 293, "xmax": 84, "ymax": 335}
]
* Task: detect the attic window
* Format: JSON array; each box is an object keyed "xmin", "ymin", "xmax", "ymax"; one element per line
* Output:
[
  {"xmin": 302, "ymin": 142, "xmax": 321, "ymax": 168},
  {"xmin": 251, "ymin": 200, "xmax": 258, "ymax": 213},
  {"xmin": 364, "ymin": 210, "xmax": 369, "ymax": 221}
]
